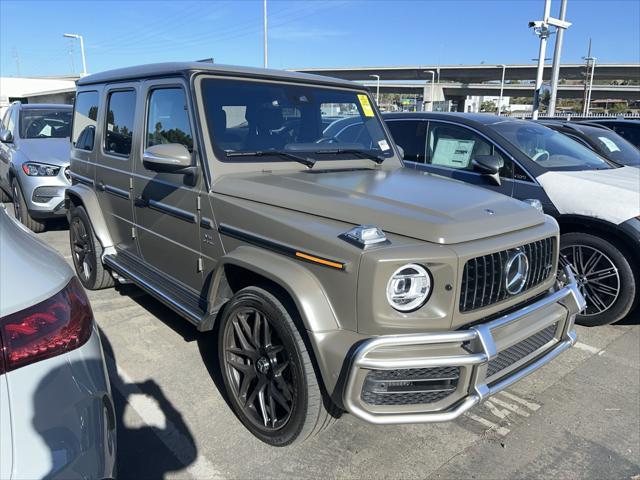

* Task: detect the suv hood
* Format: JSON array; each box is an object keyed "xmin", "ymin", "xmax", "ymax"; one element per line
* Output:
[
  {"xmin": 537, "ymin": 166, "xmax": 640, "ymax": 225},
  {"xmin": 213, "ymin": 168, "xmax": 545, "ymax": 244},
  {"xmin": 17, "ymin": 138, "xmax": 71, "ymax": 166}
]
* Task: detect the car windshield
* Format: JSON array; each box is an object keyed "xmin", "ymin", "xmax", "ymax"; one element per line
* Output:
[
  {"xmin": 200, "ymin": 78, "xmax": 394, "ymax": 162},
  {"xmin": 491, "ymin": 120, "xmax": 615, "ymax": 171},
  {"xmin": 19, "ymin": 109, "xmax": 72, "ymax": 139},
  {"xmin": 580, "ymin": 126, "xmax": 640, "ymax": 166}
]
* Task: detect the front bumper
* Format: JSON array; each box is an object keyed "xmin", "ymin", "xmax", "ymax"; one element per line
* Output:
[
  {"xmin": 18, "ymin": 167, "xmax": 70, "ymax": 217},
  {"xmin": 343, "ymin": 267, "xmax": 585, "ymax": 425}
]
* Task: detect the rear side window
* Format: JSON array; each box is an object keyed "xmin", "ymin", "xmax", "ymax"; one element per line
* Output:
[
  {"xmin": 386, "ymin": 120, "xmax": 428, "ymax": 162},
  {"xmin": 105, "ymin": 90, "xmax": 136, "ymax": 157},
  {"xmin": 73, "ymin": 91, "xmax": 99, "ymax": 150},
  {"xmin": 146, "ymin": 88, "xmax": 193, "ymax": 152}
]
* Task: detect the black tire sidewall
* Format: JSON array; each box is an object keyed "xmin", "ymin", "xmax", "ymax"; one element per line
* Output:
[
  {"xmin": 69, "ymin": 205, "xmax": 99, "ymax": 289},
  {"xmin": 561, "ymin": 232, "xmax": 636, "ymax": 326},
  {"xmin": 218, "ymin": 287, "xmax": 309, "ymax": 446}
]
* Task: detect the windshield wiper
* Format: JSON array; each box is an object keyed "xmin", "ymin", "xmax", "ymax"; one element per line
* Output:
[
  {"xmin": 225, "ymin": 150, "xmax": 315, "ymax": 168},
  {"xmin": 312, "ymin": 148, "xmax": 385, "ymax": 164}
]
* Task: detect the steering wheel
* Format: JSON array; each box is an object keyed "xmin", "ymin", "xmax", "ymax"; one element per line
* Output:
[
  {"xmin": 315, "ymin": 136, "xmax": 340, "ymax": 144},
  {"xmin": 532, "ymin": 150, "xmax": 550, "ymax": 162}
]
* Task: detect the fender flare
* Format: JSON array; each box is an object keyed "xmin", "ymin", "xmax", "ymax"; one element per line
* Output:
[
  {"xmin": 65, "ymin": 184, "xmax": 114, "ymax": 249},
  {"xmin": 205, "ymin": 245, "xmax": 340, "ymax": 334}
]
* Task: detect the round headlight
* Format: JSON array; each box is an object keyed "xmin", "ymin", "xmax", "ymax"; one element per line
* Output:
[{"xmin": 386, "ymin": 263, "xmax": 432, "ymax": 312}]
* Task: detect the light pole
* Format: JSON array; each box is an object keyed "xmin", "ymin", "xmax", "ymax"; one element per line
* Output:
[
  {"xmin": 263, "ymin": 0, "xmax": 268, "ymax": 68},
  {"xmin": 63, "ymin": 33, "xmax": 87, "ymax": 76},
  {"xmin": 369, "ymin": 75, "xmax": 380, "ymax": 104},
  {"xmin": 424, "ymin": 70, "xmax": 435, "ymax": 111},
  {"xmin": 584, "ymin": 56, "xmax": 596, "ymax": 115},
  {"xmin": 529, "ymin": 0, "xmax": 552, "ymax": 120},
  {"xmin": 548, "ymin": 0, "xmax": 569, "ymax": 117},
  {"xmin": 497, "ymin": 64, "xmax": 506, "ymax": 116}
]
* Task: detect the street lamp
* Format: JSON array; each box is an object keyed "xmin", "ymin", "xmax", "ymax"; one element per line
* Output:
[
  {"xmin": 63, "ymin": 33, "xmax": 87, "ymax": 76},
  {"xmin": 263, "ymin": 0, "xmax": 268, "ymax": 68},
  {"xmin": 584, "ymin": 56, "xmax": 597, "ymax": 115},
  {"xmin": 424, "ymin": 70, "xmax": 435, "ymax": 112},
  {"xmin": 369, "ymin": 75, "xmax": 380, "ymax": 104},
  {"xmin": 497, "ymin": 64, "xmax": 506, "ymax": 116}
]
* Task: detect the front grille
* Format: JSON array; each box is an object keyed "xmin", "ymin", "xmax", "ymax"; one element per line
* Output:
[
  {"xmin": 459, "ymin": 237, "xmax": 555, "ymax": 312},
  {"xmin": 486, "ymin": 323, "xmax": 558, "ymax": 379},
  {"xmin": 361, "ymin": 366, "xmax": 459, "ymax": 406}
]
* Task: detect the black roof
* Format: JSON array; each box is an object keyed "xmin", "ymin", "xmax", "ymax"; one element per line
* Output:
[
  {"xmin": 77, "ymin": 62, "xmax": 361, "ymax": 90},
  {"xmin": 382, "ymin": 111, "xmax": 530, "ymax": 127}
]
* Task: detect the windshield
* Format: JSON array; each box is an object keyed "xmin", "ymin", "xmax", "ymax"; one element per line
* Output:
[
  {"xmin": 491, "ymin": 121, "xmax": 614, "ymax": 171},
  {"xmin": 201, "ymin": 78, "xmax": 394, "ymax": 162},
  {"xmin": 581, "ymin": 126, "xmax": 640, "ymax": 166},
  {"xmin": 19, "ymin": 109, "xmax": 72, "ymax": 139}
]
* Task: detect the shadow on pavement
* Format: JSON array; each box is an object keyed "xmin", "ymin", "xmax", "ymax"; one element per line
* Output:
[
  {"xmin": 99, "ymin": 326, "xmax": 199, "ymax": 479},
  {"xmin": 617, "ymin": 306, "xmax": 639, "ymax": 325}
]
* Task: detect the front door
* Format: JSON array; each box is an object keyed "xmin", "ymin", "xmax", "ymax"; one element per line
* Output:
[
  {"xmin": 95, "ymin": 85, "xmax": 138, "ymax": 256},
  {"xmin": 132, "ymin": 79, "xmax": 203, "ymax": 293}
]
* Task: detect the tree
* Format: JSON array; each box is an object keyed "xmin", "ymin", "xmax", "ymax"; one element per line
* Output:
[{"xmin": 480, "ymin": 100, "xmax": 497, "ymax": 112}]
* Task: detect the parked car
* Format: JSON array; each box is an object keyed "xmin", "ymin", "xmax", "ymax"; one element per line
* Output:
[
  {"xmin": 66, "ymin": 63, "xmax": 583, "ymax": 446},
  {"xmin": 539, "ymin": 120, "xmax": 640, "ymax": 167},
  {"xmin": 581, "ymin": 119, "xmax": 640, "ymax": 149},
  {"xmin": 0, "ymin": 204, "xmax": 116, "ymax": 479},
  {"xmin": 382, "ymin": 112, "xmax": 639, "ymax": 326},
  {"xmin": 0, "ymin": 102, "xmax": 73, "ymax": 232}
]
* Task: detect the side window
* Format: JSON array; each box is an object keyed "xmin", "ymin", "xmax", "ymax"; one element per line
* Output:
[
  {"xmin": 73, "ymin": 91, "xmax": 99, "ymax": 151},
  {"xmin": 386, "ymin": 120, "xmax": 427, "ymax": 162},
  {"xmin": 427, "ymin": 122, "xmax": 511, "ymax": 177},
  {"xmin": 146, "ymin": 88, "xmax": 193, "ymax": 152},
  {"xmin": 105, "ymin": 90, "xmax": 136, "ymax": 157},
  {"xmin": 0, "ymin": 108, "xmax": 9, "ymax": 130},
  {"xmin": 6, "ymin": 107, "xmax": 15, "ymax": 134}
]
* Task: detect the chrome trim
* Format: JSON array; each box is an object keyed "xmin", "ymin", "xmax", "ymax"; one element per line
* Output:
[
  {"xmin": 343, "ymin": 266, "xmax": 584, "ymax": 425},
  {"xmin": 68, "ymin": 171, "xmax": 94, "ymax": 187}
]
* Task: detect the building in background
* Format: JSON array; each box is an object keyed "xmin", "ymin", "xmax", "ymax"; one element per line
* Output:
[{"xmin": 0, "ymin": 75, "xmax": 77, "ymax": 117}]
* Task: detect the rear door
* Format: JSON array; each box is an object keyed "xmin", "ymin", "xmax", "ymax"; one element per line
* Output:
[
  {"xmin": 132, "ymin": 79, "xmax": 203, "ymax": 293},
  {"xmin": 95, "ymin": 84, "xmax": 138, "ymax": 255}
]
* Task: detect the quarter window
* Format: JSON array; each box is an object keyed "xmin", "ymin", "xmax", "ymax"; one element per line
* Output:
[
  {"xmin": 105, "ymin": 90, "xmax": 136, "ymax": 157},
  {"xmin": 386, "ymin": 120, "xmax": 428, "ymax": 162},
  {"xmin": 146, "ymin": 88, "xmax": 193, "ymax": 152},
  {"xmin": 73, "ymin": 91, "xmax": 99, "ymax": 151}
]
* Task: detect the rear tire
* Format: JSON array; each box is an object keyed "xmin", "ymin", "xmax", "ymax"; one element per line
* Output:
[
  {"xmin": 560, "ymin": 232, "xmax": 636, "ymax": 326},
  {"xmin": 11, "ymin": 178, "xmax": 45, "ymax": 233},
  {"xmin": 69, "ymin": 205, "xmax": 114, "ymax": 290},
  {"xmin": 218, "ymin": 286, "xmax": 335, "ymax": 446}
]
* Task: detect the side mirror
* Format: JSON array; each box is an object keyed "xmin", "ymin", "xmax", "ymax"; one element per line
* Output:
[
  {"xmin": 0, "ymin": 130, "xmax": 13, "ymax": 143},
  {"xmin": 142, "ymin": 143, "xmax": 197, "ymax": 177},
  {"xmin": 472, "ymin": 154, "xmax": 503, "ymax": 186}
]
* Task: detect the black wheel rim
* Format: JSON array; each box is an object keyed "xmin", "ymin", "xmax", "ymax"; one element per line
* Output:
[
  {"xmin": 559, "ymin": 245, "xmax": 620, "ymax": 316},
  {"xmin": 223, "ymin": 307, "xmax": 295, "ymax": 431},
  {"xmin": 71, "ymin": 217, "xmax": 93, "ymax": 281},
  {"xmin": 12, "ymin": 184, "xmax": 22, "ymax": 222}
]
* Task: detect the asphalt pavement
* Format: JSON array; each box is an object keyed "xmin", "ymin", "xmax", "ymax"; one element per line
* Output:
[{"xmin": 13, "ymin": 214, "xmax": 640, "ymax": 479}]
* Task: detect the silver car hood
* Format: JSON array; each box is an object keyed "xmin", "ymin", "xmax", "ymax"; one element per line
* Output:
[
  {"xmin": 16, "ymin": 138, "xmax": 71, "ymax": 166},
  {"xmin": 0, "ymin": 207, "xmax": 73, "ymax": 316},
  {"xmin": 213, "ymin": 167, "xmax": 545, "ymax": 245}
]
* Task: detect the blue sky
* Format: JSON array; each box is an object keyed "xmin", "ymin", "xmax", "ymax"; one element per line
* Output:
[{"xmin": 1, "ymin": 0, "xmax": 639, "ymax": 77}]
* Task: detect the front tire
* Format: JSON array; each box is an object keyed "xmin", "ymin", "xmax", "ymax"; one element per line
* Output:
[
  {"xmin": 218, "ymin": 286, "xmax": 334, "ymax": 446},
  {"xmin": 11, "ymin": 178, "xmax": 45, "ymax": 233},
  {"xmin": 560, "ymin": 232, "xmax": 636, "ymax": 326},
  {"xmin": 69, "ymin": 205, "xmax": 114, "ymax": 290}
]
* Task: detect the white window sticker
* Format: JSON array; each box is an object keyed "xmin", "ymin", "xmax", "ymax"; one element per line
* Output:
[
  {"xmin": 378, "ymin": 139, "xmax": 390, "ymax": 151},
  {"xmin": 598, "ymin": 136, "xmax": 621, "ymax": 152},
  {"xmin": 432, "ymin": 139, "xmax": 475, "ymax": 168}
]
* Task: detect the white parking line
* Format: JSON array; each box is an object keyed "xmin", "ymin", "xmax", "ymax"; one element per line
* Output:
[
  {"xmin": 498, "ymin": 391, "xmax": 541, "ymax": 411},
  {"xmin": 112, "ymin": 359, "xmax": 224, "ymax": 480},
  {"xmin": 574, "ymin": 342, "xmax": 602, "ymax": 355},
  {"xmin": 483, "ymin": 400, "xmax": 511, "ymax": 420},
  {"xmin": 490, "ymin": 396, "xmax": 530, "ymax": 417},
  {"xmin": 464, "ymin": 412, "xmax": 510, "ymax": 437}
]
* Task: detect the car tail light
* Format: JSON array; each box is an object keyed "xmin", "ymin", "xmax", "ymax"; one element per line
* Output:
[{"xmin": 0, "ymin": 277, "xmax": 93, "ymax": 374}]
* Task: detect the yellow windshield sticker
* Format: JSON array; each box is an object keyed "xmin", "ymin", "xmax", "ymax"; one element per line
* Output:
[{"xmin": 358, "ymin": 94, "xmax": 375, "ymax": 117}]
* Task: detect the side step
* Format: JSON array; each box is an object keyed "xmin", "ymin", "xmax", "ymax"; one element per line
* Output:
[{"xmin": 103, "ymin": 253, "xmax": 208, "ymax": 328}]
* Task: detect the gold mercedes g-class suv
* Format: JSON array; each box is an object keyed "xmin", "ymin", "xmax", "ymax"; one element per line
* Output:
[{"xmin": 66, "ymin": 62, "xmax": 584, "ymax": 446}]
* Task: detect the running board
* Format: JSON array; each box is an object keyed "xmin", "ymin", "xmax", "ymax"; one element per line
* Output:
[{"xmin": 103, "ymin": 253, "xmax": 207, "ymax": 328}]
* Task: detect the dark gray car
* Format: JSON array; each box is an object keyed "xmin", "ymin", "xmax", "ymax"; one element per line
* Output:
[
  {"xmin": 0, "ymin": 102, "xmax": 73, "ymax": 232},
  {"xmin": 66, "ymin": 63, "xmax": 584, "ymax": 446}
]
